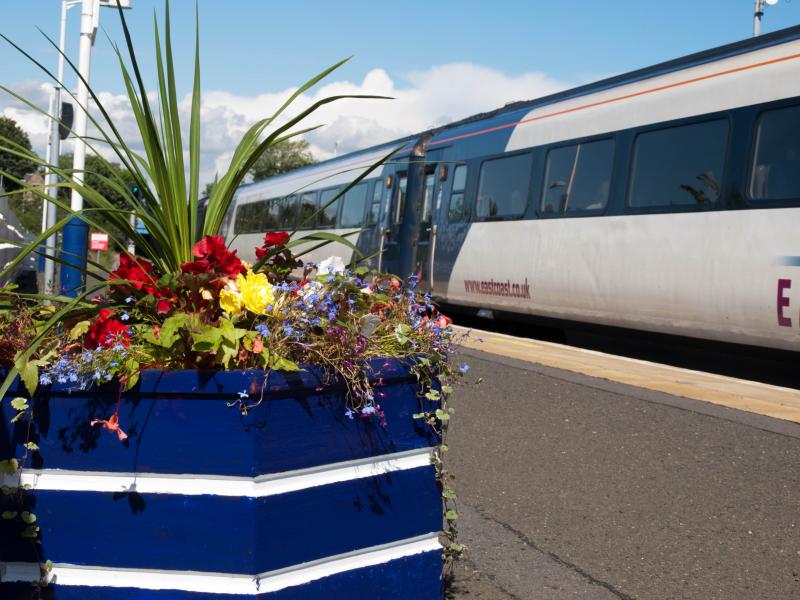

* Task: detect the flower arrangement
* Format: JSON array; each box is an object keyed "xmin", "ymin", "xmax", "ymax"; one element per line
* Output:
[
  {"xmin": 0, "ymin": 2, "xmax": 465, "ymax": 595},
  {"xmin": 4, "ymin": 232, "xmax": 458, "ymax": 438}
]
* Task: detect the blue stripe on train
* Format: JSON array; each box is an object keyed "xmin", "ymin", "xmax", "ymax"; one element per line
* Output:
[
  {"xmin": 2, "ymin": 362, "xmax": 438, "ymax": 477},
  {"xmin": 0, "ymin": 548, "xmax": 443, "ymax": 599},
  {"xmin": 0, "ymin": 466, "xmax": 440, "ymax": 573}
]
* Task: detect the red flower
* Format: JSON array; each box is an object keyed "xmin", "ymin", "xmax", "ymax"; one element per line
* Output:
[
  {"xmin": 255, "ymin": 231, "xmax": 289, "ymax": 260},
  {"xmin": 181, "ymin": 235, "xmax": 244, "ymax": 277},
  {"xmin": 156, "ymin": 298, "xmax": 173, "ymax": 314},
  {"xmin": 110, "ymin": 255, "xmax": 159, "ymax": 296},
  {"xmin": 85, "ymin": 309, "xmax": 130, "ymax": 350},
  {"xmin": 434, "ymin": 313, "xmax": 452, "ymax": 328},
  {"xmin": 265, "ymin": 231, "xmax": 289, "ymax": 247}
]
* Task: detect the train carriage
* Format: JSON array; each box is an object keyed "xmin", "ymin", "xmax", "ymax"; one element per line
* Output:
[{"xmin": 225, "ymin": 25, "xmax": 800, "ymax": 352}]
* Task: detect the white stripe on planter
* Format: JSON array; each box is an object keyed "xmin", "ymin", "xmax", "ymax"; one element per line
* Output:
[
  {"xmin": 0, "ymin": 533, "xmax": 442, "ymax": 595},
  {"xmin": 1, "ymin": 447, "xmax": 433, "ymax": 497}
]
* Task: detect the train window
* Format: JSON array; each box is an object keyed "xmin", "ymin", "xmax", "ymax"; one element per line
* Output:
[
  {"xmin": 262, "ymin": 198, "xmax": 281, "ymax": 230},
  {"xmin": 234, "ymin": 203, "xmax": 252, "ymax": 234},
  {"xmin": 298, "ymin": 192, "xmax": 318, "ymax": 229},
  {"xmin": 278, "ymin": 196, "xmax": 298, "ymax": 230},
  {"xmin": 367, "ymin": 180, "xmax": 382, "ymax": 226},
  {"xmin": 393, "ymin": 176, "xmax": 407, "ymax": 224},
  {"xmin": 448, "ymin": 165, "xmax": 468, "ymax": 222},
  {"xmin": 319, "ymin": 188, "xmax": 340, "ymax": 228},
  {"xmin": 234, "ymin": 200, "xmax": 266, "ymax": 234},
  {"xmin": 339, "ymin": 182, "xmax": 369, "ymax": 227},
  {"xmin": 749, "ymin": 105, "xmax": 800, "ymax": 202},
  {"xmin": 628, "ymin": 119, "xmax": 728, "ymax": 209},
  {"xmin": 422, "ymin": 172, "xmax": 435, "ymax": 224},
  {"xmin": 476, "ymin": 154, "xmax": 531, "ymax": 219},
  {"xmin": 541, "ymin": 139, "xmax": 613, "ymax": 214}
]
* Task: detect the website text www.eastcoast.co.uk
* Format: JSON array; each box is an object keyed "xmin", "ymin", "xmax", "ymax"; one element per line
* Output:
[{"xmin": 463, "ymin": 277, "xmax": 531, "ymax": 299}]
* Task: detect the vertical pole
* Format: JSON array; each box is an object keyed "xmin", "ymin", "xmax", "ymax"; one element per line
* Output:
[
  {"xmin": 397, "ymin": 135, "xmax": 430, "ymax": 279},
  {"xmin": 59, "ymin": 0, "xmax": 95, "ymax": 296},
  {"xmin": 43, "ymin": 1, "xmax": 70, "ymax": 296},
  {"xmin": 754, "ymin": 0, "xmax": 764, "ymax": 37}
]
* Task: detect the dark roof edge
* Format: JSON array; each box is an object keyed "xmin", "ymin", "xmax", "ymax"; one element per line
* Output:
[{"xmin": 426, "ymin": 24, "xmax": 800, "ymax": 138}]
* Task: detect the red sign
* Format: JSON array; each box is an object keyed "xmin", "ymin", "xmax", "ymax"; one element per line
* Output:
[{"xmin": 89, "ymin": 232, "xmax": 109, "ymax": 252}]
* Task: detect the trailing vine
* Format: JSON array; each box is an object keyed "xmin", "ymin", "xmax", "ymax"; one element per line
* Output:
[
  {"xmin": 411, "ymin": 348, "xmax": 470, "ymax": 572},
  {"xmin": 1, "ymin": 394, "xmax": 52, "ymax": 596}
]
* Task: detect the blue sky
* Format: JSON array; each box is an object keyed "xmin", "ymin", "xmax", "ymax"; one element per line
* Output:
[
  {"xmin": 1, "ymin": 0, "xmax": 798, "ymax": 185},
  {"xmin": 1, "ymin": 0, "xmax": 798, "ymax": 94}
]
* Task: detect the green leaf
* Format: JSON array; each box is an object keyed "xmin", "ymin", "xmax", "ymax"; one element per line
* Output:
[
  {"xmin": 445, "ymin": 509, "xmax": 459, "ymax": 521},
  {"xmin": 10, "ymin": 398, "xmax": 28, "ymax": 412},
  {"xmin": 218, "ymin": 318, "xmax": 247, "ymax": 345},
  {"xmin": 425, "ymin": 390, "xmax": 441, "ymax": 401},
  {"xmin": 435, "ymin": 408, "xmax": 450, "ymax": 422},
  {"xmin": 20, "ymin": 511, "xmax": 36, "ymax": 524},
  {"xmin": 218, "ymin": 340, "xmax": 239, "ymax": 369},
  {"xmin": 441, "ymin": 385, "xmax": 454, "ymax": 395},
  {"xmin": 20, "ymin": 525, "xmax": 39, "ymax": 539},
  {"xmin": 191, "ymin": 325, "xmax": 222, "ymax": 352},
  {"xmin": 156, "ymin": 312, "xmax": 190, "ymax": 348},
  {"xmin": 448, "ymin": 543, "xmax": 464, "ymax": 553},
  {"xmin": 24, "ymin": 442, "xmax": 39, "ymax": 451},
  {"xmin": 442, "ymin": 488, "xmax": 457, "ymax": 500},
  {"xmin": 1, "ymin": 511, "xmax": 18, "ymax": 520},
  {"xmin": 123, "ymin": 370, "xmax": 140, "ymax": 391},
  {"xmin": 1, "ymin": 486, "xmax": 16, "ymax": 495},
  {"xmin": 268, "ymin": 353, "xmax": 300, "ymax": 372},
  {"xmin": 69, "ymin": 320, "xmax": 90, "ymax": 340},
  {"xmin": 0, "ymin": 458, "xmax": 19, "ymax": 475},
  {"xmin": 412, "ymin": 412, "xmax": 427, "ymax": 420},
  {"xmin": 14, "ymin": 355, "xmax": 38, "ymax": 396}
]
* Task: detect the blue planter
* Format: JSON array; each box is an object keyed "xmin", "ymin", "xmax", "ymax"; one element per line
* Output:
[{"xmin": 0, "ymin": 359, "xmax": 443, "ymax": 599}]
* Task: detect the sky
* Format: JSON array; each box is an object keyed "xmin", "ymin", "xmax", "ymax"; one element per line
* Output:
[{"xmin": 1, "ymin": 0, "xmax": 798, "ymax": 187}]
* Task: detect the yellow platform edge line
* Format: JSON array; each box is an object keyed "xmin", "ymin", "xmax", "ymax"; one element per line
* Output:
[{"xmin": 453, "ymin": 326, "xmax": 800, "ymax": 424}]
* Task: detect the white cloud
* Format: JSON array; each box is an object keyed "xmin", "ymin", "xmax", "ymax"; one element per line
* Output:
[{"xmin": 1, "ymin": 63, "xmax": 570, "ymax": 187}]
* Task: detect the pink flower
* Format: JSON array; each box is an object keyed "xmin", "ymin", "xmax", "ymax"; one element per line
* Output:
[{"xmin": 91, "ymin": 412, "xmax": 128, "ymax": 441}]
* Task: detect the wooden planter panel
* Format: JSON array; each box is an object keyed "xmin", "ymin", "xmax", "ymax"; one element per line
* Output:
[{"xmin": 0, "ymin": 360, "xmax": 443, "ymax": 599}]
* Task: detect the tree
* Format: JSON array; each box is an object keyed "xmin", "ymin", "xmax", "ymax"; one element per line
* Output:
[
  {"xmin": 203, "ymin": 176, "xmax": 218, "ymax": 199},
  {"xmin": 249, "ymin": 139, "xmax": 316, "ymax": 181},
  {"xmin": 56, "ymin": 153, "xmax": 135, "ymax": 248},
  {"xmin": 0, "ymin": 116, "xmax": 37, "ymax": 192},
  {"xmin": 57, "ymin": 153, "xmax": 134, "ymax": 207},
  {"xmin": 1, "ymin": 116, "xmax": 40, "ymax": 233}
]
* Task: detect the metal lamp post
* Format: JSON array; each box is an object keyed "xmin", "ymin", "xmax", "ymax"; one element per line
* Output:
[
  {"xmin": 41, "ymin": 0, "xmax": 81, "ymax": 296},
  {"xmin": 58, "ymin": 0, "xmax": 130, "ymax": 297},
  {"xmin": 754, "ymin": 0, "xmax": 780, "ymax": 37}
]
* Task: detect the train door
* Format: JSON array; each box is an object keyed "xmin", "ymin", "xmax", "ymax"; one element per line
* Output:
[
  {"xmin": 378, "ymin": 158, "xmax": 445, "ymax": 286},
  {"xmin": 377, "ymin": 171, "xmax": 407, "ymax": 274},
  {"xmin": 354, "ymin": 178, "xmax": 387, "ymax": 270},
  {"xmin": 415, "ymin": 164, "xmax": 440, "ymax": 291}
]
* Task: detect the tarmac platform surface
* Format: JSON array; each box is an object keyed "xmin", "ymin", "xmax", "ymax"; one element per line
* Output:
[{"xmin": 446, "ymin": 346, "xmax": 800, "ymax": 600}]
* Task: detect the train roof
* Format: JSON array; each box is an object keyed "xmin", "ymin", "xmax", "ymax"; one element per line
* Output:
[
  {"xmin": 426, "ymin": 24, "xmax": 800, "ymax": 142},
  {"xmin": 233, "ymin": 23, "xmax": 800, "ymax": 189}
]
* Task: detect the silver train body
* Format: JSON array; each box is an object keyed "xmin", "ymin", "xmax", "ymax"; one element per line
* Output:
[{"xmin": 226, "ymin": 26, "xmax": 800, "ymax": 352}]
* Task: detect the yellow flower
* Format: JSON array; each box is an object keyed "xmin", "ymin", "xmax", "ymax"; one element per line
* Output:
[
  {"xmin": 237, "ymin": 270, "xmax": 275, "ymax": 315},
  {"xmin": 219, "ymin": 288, "xmax": 243, "ymax": 315}
]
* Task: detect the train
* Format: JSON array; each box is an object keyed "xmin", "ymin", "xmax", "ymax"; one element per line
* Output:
[{"xmin": 223, "ymin": 25, "xmax": 800, "ymax": 353}]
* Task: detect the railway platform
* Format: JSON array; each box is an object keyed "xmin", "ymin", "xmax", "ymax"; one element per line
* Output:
[{"xmin": 446, "ymin": 329, "xmax": 800, "ymax": 600}]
